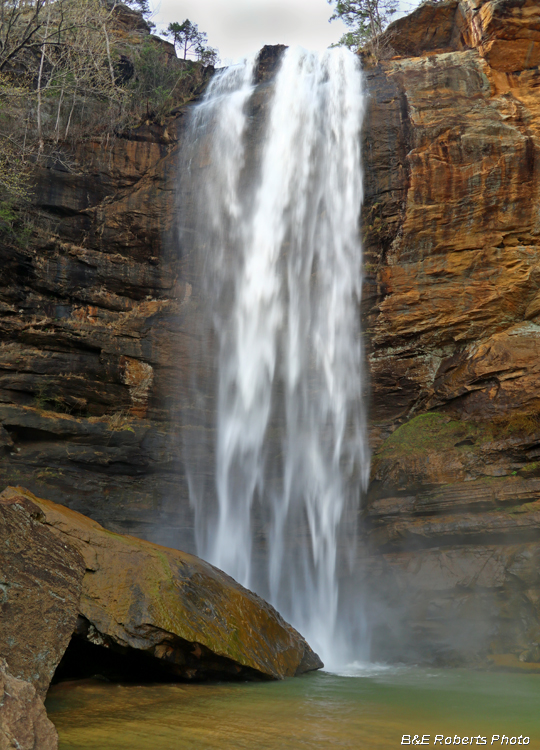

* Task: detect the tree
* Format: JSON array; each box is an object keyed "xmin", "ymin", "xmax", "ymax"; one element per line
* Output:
[
  {"xmin": 126, "ymin": 0, "xmax": 150, "ymax": 16},
  {"xmin": 123, "ymin": 0, "xmax": 155, "ymax": 29},
  {"xmin": 166, "ymin": 19, "xmax": 200, "ymax": 60},
  {"xmin": 328, "ymin": 0, "xmax": 398, "ymax": 47},
  {"xmin": 166, "ymin": 19, "xmax": 219, "ymax": 65},
  {"xmin": 0, "ymin": 0, "xmax": 211, "ymax": 226},
  {"xmin": 196, "ymin": 42, "xmax": 218, "ymax": 67},
  {"xmin": 0, "ymin": 0, "xmax": 128, "ymax": 214}
]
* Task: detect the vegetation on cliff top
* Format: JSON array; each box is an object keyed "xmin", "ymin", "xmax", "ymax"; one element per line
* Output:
[
  {"xmin": 165, "ymin": 19, "xmax": 218, "ymax": 66},
  {"xmin": 328, "ymin": 0, "xmax": 443, "ymax": 55},
  {"xmin": 329, "ymin": 0, "xmax": 399, "ymax": 48},
  {"xmin": 0, "ymin": 0, "xmax": 216, "ymax": 240}
]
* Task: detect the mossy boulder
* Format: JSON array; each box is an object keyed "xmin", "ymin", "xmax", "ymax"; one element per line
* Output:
[{"xmin": 0, "ymin": 487, "xmax": 322, "ymax": 686}]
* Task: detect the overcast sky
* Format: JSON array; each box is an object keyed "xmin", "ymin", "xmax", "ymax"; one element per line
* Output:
[{"xmin": 151, "ymin": 0, "xmax": 421, "ymax": 64}]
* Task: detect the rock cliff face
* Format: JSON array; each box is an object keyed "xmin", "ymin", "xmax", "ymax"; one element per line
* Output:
[
  {"xmin": 0, "ymin": 78, "xmax": 202, "ymax": 547},
  {"xmin": 3, "ymin": 0, "xmax": 540, "ymax": 665},
  {"xmin": 362, "ymin": 0, "xmax": 540, "ymax": 664}
]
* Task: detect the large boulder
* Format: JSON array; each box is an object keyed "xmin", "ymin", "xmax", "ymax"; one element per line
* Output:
[
  {"xmin": 0, "ymin": 487, "xmax": 322, "ymax": 686},
  {"xmin": 0, "ymin": 492, "xmax": 84, "ymax": 696},
  {"xmin": 0, "ymin": 658, "xmax": 58, "ymax": 750}
]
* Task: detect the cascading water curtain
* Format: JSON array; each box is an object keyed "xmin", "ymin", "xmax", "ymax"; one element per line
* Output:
[{"xmin": 184, "ymin": 46, "xmax": 370, "ymax": 668}]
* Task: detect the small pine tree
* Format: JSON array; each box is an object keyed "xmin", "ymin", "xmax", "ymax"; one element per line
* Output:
[
  {"xmin": 165, "ymin": 20, "xmax": 219, "ymax": 65},
  {"xmin": 166, "ymin": 20, "xmax": 201, "ymax": 60}
]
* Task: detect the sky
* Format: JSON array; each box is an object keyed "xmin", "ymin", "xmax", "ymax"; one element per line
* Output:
[{"xmin": 151, "ymin": 0, "xmax": 421, "ymax": 64}]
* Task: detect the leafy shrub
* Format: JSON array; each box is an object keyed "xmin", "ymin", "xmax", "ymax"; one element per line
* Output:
[{"xmin": 126, "ymin": 41, "xmax": 190, "ymax": 118}]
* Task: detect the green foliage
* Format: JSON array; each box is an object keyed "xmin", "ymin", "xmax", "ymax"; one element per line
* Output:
[
  {"xmin": 124, "ymin": 0, "xmax": 151, "ymax": 19},
  {"xmin": 331, "ymin": 29, "xmax": 364, "ymax": 50},
  {"xmin": 166, "ymin": 18, "xmax": 219, "ymax": 65},
  {"xmin": 124, "ymin": 42, "xmax": 209, "ymax": 121},
  {"xmin": 0, "ymin": 0, "xmax": 131, "ymax": 210},
  {"xmin": 107, "ymin": 410, "xmax": 136, "ymax": 432},
  {"xmin": 0, "ymin": 195, "xmax": 31, "ymax": 246},
  {"xmin": 518, "ymin": 461, "xmax": 540, "ymax": 476},
  {"xmin": 0, "ymin": 0, "xmax": 214, "ymax": 229},
  {"xmin": 328, "ymin": 0, "xmax": 398, "ymax": 46},
  {"xmin": 379, "ymin": 413, "xmax": 473, "ymax": 457},
  {"xmin": 167, "ymin": 20, "xmax": 199, "ymax": 59},
  {"xmin": 0, "ymin": 133, "xmax": 28, "ymax": 201},
  {"xmin": 377, "ymin": 410, "xmax": 540, "ymax": 466},
  {"xmin": 127, "ymin": 41, "xmax": 187, "ymax": 115},
  {"xmin": 0, "ymin": 200, "xmax": 16, "ymax": 228},
  {"xmin": 33, "ymin": 380, "xmax": 74, "ymax": 414},
  {"xmin": 197, "ymin": 44, "xmax": 219, "ymax": 67},
  {"xmin": 33, "ymin": 380, "xmax": 52, "ymax": 411},
  {"xmin": 499, "ymin": 413, "xmax": 540, "ymax": 435}
]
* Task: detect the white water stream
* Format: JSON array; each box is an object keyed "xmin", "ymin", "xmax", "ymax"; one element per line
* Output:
[{"xmin": 185, "ymin": 46, "xmax": 369, "ymax": 666}]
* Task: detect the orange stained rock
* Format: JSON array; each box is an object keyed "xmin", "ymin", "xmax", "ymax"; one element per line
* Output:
[{"xmin": 0, "ymin": 487, "xmax": 322, "ymax": 681}]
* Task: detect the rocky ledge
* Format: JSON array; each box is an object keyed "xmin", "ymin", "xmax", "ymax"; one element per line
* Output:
[{"xmin": 0, "ymin": 486, "xmax": 321, "ymax": 746}]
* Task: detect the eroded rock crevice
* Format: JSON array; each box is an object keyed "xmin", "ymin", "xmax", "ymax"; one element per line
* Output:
[{"xmin": 54, "ymin": 620, "xmax": 266, "ymax": 684}]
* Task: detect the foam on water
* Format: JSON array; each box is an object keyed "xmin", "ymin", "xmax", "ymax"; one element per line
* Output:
[{"xmin": 330, "ymin": 661, "xmax": 407, "ymax": 679}]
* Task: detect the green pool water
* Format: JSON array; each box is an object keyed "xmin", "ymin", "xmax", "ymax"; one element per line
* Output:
[{"xmin": 45, "ymin": 664, "xmax": 540, "ymax": 750}]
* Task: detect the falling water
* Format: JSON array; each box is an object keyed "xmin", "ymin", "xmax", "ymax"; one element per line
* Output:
[{"xmin": 184, "ymin": 46, "xmax": 369, "ymax": 666}]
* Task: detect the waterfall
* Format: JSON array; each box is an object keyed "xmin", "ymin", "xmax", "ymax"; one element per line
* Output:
[{"xmin": 184, "ymin": 46, "xmax": 369, "ymax": 667}]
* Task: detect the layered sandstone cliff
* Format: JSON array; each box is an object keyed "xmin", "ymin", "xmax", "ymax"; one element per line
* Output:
[
  {"xmin": 0, "ymin": 31, "xmax": 209, "ymax": 546},
  {"xmin": 362, "ymin": 0, "xmax": 540, "ymax": 664}
]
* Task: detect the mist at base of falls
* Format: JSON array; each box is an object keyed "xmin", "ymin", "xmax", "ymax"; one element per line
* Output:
[{"xmin": 182, "ymin": 46, "xmax": 369, "ymax": 667}]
